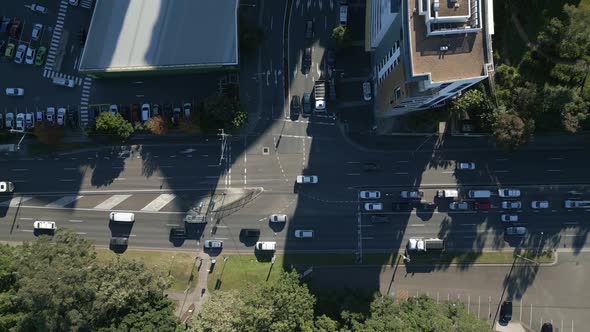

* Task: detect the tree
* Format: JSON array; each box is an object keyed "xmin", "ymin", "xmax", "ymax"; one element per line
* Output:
[
  {"xmin": 358, "ymin": 295, "xmax": 491, "ymax": 332},
  {"xmin": 512, "ymin": 82, "xmax": 540, "ymax": 118},
  {"xmin": 561, "ymin": 97, "xmax": 589, "ymax": 133},
  {"xmin": 145, "ymin": 116, "xmax": 169, "ymax": 136},
  {"xmin": 332, "ymin": 26, "xmax": 352, "ymax": 50},
  {"xmin": 550, "ymin": 62, "xmax": 587, "ymax": 87},
  {"xmin": 94, "ymin": 112, "xmax": 134, "ymax": 141},
  {"xmin": 201, "ymin": 95, "xmax": 247, "ymax": 133},
  {"xmin": 190, "ymin": 290, "xmax": 245, "ymax": 332},
  {"xmin": 450, "ymin": 89, "xmax": 486, "ymax": 116},
  {"xmin": 492, "ymin": 108, "xmax": 530, "ymax": 150},
  {"xmin": 33, "ymin": 122, "xmax": 65, "ymax": 145},
  {"xmin": 178, "ymin": 116, "xmax": 202, "ymax": 135}
]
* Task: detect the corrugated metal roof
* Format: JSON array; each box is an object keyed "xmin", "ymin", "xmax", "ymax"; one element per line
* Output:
[{"xmin": 79, "ymin": 0, "xmax": 238, "ymax": 72}]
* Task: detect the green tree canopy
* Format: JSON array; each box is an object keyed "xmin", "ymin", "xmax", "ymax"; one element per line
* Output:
[
  {"xmin": 332, "ymin": 26, "xmax": 352, "ymax": 51},
  {"xmin": 492, "ymin": 107, "xmax": 532, "ymax": 150},
  {"xmin": 201, "ymin": 95, "xmax": 247, "ymax": 133},
  {"xmin": 94, "ymin": 112, "xmax": 134, "ymax": 141}
]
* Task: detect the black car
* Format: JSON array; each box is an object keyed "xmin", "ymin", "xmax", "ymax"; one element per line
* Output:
[
  {"xmin": 170, "ymin": 228, "xmax": 186, "ymax": 239},
  {"xmin": 302, "ymin": 47, "xmax": 312, "ymax": 74},
  {"xmin": 499, "ymin": 301, "xmax": 512, "ymax": 324},
  {"xmin": 393, "ymin": 202, "xmax": 412, "ymax": 212},
  {"xmin": 290, "ymin": 95, "xmax": 301, "ymax": 118},
  {"xmin": 541, "ymin": 322, "xmax": 553, "ymax": 332},
  {"xmin": 362, "ymin": 162, "xmax": 382, "ymax": 172},
  {"xmin": 302, "ymin": 93, "xmax": 312, "ymax": 117},
  {"xmin": 241, "ymin": 229, "xmax": 260, "ymax": 237},
  {"xmin": 305, "ymin": 20, "xmax": 313, "ymax": 41},
  {"xmin": 326, "ymin": 48, "xmax": 335, "ymax": 73}
]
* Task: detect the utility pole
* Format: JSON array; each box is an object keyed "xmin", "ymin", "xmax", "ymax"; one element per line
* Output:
[{"xmin": 218, "ymin": 129, "xmax": 228, "ymax": 166}]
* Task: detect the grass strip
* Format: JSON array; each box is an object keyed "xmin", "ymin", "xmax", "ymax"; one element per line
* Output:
[{"xmin": 95, "ymin": 249, "xmax": 198, "ymax": 293}]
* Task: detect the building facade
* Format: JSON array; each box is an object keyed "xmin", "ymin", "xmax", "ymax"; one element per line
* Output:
[{"xmin": 366, "ymin": 0, "xmax": 495, "ymax": 117}]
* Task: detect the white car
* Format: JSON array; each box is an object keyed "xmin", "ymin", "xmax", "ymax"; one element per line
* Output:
[
  {"xmin": 15, "ymin": 113, "xmax": 25, "ymax": 130},
  {"xmin": 362, "ymin": 81, "xmax": 372, "ymax": 101},
  {"xmin": 506, "ymin": 227, "xmax": 527, "ymax": 236},
  {"xmin": 141, "ymin": 103, "xmax": 150, "ymax": 121},
  {"xmin": 36, "ymin": 111, "xmax": 43, "ymax": 122},
  {"xmin": 531, "ymin": 200, "xmax": 549, "ymax": 209},
  {"xmin": 269, "ymin": 214, "xmax": 287, "ymax": 223},
  {"xmin": 457, "ymin": 162, "xmax": 476, "ymax": 170},
  {"xmin": 25, "ymin": 47, "xmax": 36, "ymax": 65},
  {"xmin": 14, "ymin": 44, "xmax": 27, "ymax": 64},
  {"xmin": 46, "ymin": 107, "xmax": 55, "ymax": 123},
  {"xmin": 183, "ymin": 103, "xmax": 191, "ymax": 117},
  {"xmin": 203, "ymin": 240, "xmax": 223, "ymax": 249},
  {"xmin": 499, "ymin": 189, "xmax": 521, "ymax": 198},
  {"xmin": 25, "ymin": 113, "xmax": 34, "ymax": 128},
  {"xmin": 5, "ymin": 113, "xmax": 14, "ymax": 128},
  {"xmin": 31, "ymin": 23, "xmax": 42, "ymax": 40},
  {"xmin": 501, "ymin": 201, "xmax": 522, "ymax": 209},
  {"xmin": 109, "ymin": 104, "xmax": 118, "ymax": 115},
  {"xmin": 501, "ymin": 214, "xmax": 519, "ymax": 222},
  {"xmin": 33, "ymin": 220, "xmax": 56, "ymax": 230},
  {"xmin": 294, "ymin": 230, "xmax": 314, "ymax": 238},
  {"xmin": 0, "ymin": 181, "xmax": 15, "ymax": 193},
  {"xmin": 31, "ymin": 4, "xmax": 48, "ymax": 14},
  {"xmin": 364, "ymin": 202, "xmax": 383, "ymax": 211},
  {"xmin": 5, "ymin": 88, "xmax": 24, "ymax": 96},
  {"xmin": 359, "ymin": 191, "xmax": 381, "ymax": 199},
  {"xmin": 296, "ymin": 175, "xmax": 318, "ymax": 184},
  {"xmin": 449, "ymin": 201, "xmax": 469, "ymax": 210},
  {"xmin": 401, "ymin": 191, "xmax": 423, "ymax": 199},
  {"xmin": 57, "ymin": 108, "xmax": 66, "ymax": 126}
]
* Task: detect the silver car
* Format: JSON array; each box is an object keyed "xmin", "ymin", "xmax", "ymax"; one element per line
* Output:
[
  {"xmin": 506, "ymin": 227, "xmax": 527, "ymax": 236},
  {"xmin": 501, "ymin": 201, "xmax": 522, "ymax": 209},
  {"xmin": 204, "ymin": 240, "xmax": 223, "ymax": 249},
  {"xmin": 449, "ymin": 202, "xmax": 469, "ymax": 210}
]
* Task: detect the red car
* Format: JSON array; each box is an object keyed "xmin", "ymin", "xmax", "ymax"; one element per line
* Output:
[
  {"xmin": 131, "ymin": 104, "xmax": 139, "ymax": 122},
  {"xmin": 9, "ymin": 20, "xmax": 21, "ymax": 39},
  {"xmin": 474, "ymin": 202, "xmax": 491, "ymax": 210}
]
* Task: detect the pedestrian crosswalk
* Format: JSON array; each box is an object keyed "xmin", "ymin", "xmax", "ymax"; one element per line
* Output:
[
  {"xmin": 1, "ymin": 193, "xmax": 185, "ymax": 213},
  {"xmin": 80, "ymin": 0, "xmax": 94, "ymax": 9},
  {"xmin": 79, "ymin": 77, "xmax": 93, "ymax": 127},
  {"xmin": 44, "ymin": 0, "xmax": 69, "ymax": 71},
  {"xmin": 42, "ymin": 69, "xmax": 83, "ymax": 86}
]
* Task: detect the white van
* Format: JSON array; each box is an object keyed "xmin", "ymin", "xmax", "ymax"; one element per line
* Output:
[
  {"xmin": 34, "ymin": 220, "xmax": 56, "ymax": 230},
  {"xmin": 468, "ymin": 190, "xmax": 491, "ymax": 198},
  {"xmin": 52, "ymin": 77, "xmax": 75, "ymax": 88},
  {"xmin": 437, "ymin": 189, "xmax": 458, "ymax": 198},
  {"xmin": 255, "ymin": 241, "xmax": 276, "ymax": 251},
  {"xmin": 109, "ymin": 212, "xmax": 135, "ymax": 223}
]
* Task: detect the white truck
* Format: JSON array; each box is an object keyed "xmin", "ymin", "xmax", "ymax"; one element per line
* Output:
[
  {"xmin": 314, "ymin": 80, "xmax": 326, "ymax": 112},
  {"xmin": 255, "ymin": 241, "xmax": 276, "ymax": 251},
  {"xmin": 407, "ymin": 238, "xmax": 444, "ymax": 252}
]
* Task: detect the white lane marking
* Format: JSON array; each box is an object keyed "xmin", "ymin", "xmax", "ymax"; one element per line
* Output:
[
  {"xmin": 546, "ymin": 169, "xmax": 562, "ymax": 172},
  {"xmin": 549, "ymin": 157, "xmax": 563, "ymax": 160},
  {"xmin": 12, "ymin": 169, "xmax": 28, "ymax": 171},
  {"xmin": 63, "ymin": 167, "xmax": 77, "ymax": 170},
  {"xmin": 11, "ymin": 180, "xmax": 27, "ymax": 183},
  {"xmin": 409, "ymin": 224, "xmax": 425, "ymax": 227},
  {"xmin": 21, "ymin": 229, "xmax": 34, "ymax": 233},
  {"xmin": 114, "ymin": 178, "xmax": 127, "ymax": 181},
  {"xmin": 69, "ymin": 220, "xmax": 84, "ymax": 223},
  {"xmin": 19, "ymin": 217, "xmax": 33, "ymax": 220},
  {"xmin": 395, "ymin": 172, "xmax": 409, "ymax": 175},
  {"xmin": 442, "ymin": 171, "xmax": 454, "ymax": 174},
  {"xmin": 59, "ymin": 179, "xmax": 75, "ymax": 182},
  {"xmin": 0, "ymin": 196, "xmax": 34, "ymax": 207},
  {"xmin": 166, "ymin": 224, "xmax": 180, "ymax": 227},
  {"xmin": 346, "ymin": 161, "xmax": 360, "ymax": 164},
  {"xmin": 347, "ymin": 173, "xmax": 360, "ymax": 176},
  {"xmin": 45, "ymin": 195, "xmax": 84, "ymax": 208},
  {"xmin": 94, "ymin": 194, "xmax": 132, "ymax": 210},
  {"xmin": 141, "ymin": 194, "xmax": 176, "ymax": 212}
]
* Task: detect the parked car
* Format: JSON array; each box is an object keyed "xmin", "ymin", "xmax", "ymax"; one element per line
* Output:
[
  {"xmin": 0, "ymin": 114, "xmax": 3, "ymax": 129},
  {"xmin": 501, "ymin": 201, "xmax": 522, "ymax": 209},
  {"xmin": 449, "ymin": 201, "xmax": 469, "ymax": 210},
  {"xmin": 109, "ymin": 104, "xmax": 118, "ymax": 115},
  {"xmin": 25, "ymin": 113, "xmax": 34, "ymax": 128},
  {"xmin": 5, "ymin": 113, "xmax": 14, "ymax": 128},
  {"xmin": 172, "ymin": 107, "xmax": 180, "ymax": 124},
  {"xmin": 295, "ymin": 230, "xmax": 314, "ymax": 238},
  {"xmin": 204, "ymin": 240, "xmax": 223, "ymax": 249},
  {"xmin": 141, "ymin": 104, "xmax": 150, "ymax": 122},
  {"xmin": 305, "ymin": 20, "xmax": 313, "ymax": 41},
  {"xmin": 57, "ymin": 108, "xmax": 66, "ymax": 126},
  {"xmin": 25, "ymin": 47, "xmax": 36, "ymax": 65},
  {"xmin": 473, "ymin": 202, "xmax": 490, "ymax": 210},
  {"xmin": 4, "ymin": 43, "xmax": 15, "ymax": 58},
  {"xmin": 359, "ymin": 191, "xmax": 381, "ymax": 199},
  {"xmin": 36, "ymin": 111, "xmax": 43, "ymax": 122},
  {"xmin": 401, "ymin": 191, "xmax": 423, "ymax": 199},
  {"xmin": 240, "ymin": 228, "xmax": 260, "ymax": 238},
  {"xmin": 14, "ymin": 44, "xmax": 27, "ymax": 64},
  {"xmin": 325, "ymin": 48, "xmax": 335, "ymax": 73},
  {"xmin": 499, "ymin": 301, "xmax": 512, "ymax": 323},
  {"xmin": 5, "ymin": 88, "xmax": 24, "ymax": 96},
  {"xmin": 498, "ymin": 188, "xmax": 520, "ymax": 198},
  {"xmin": 364, "ymin": 202, "xmax": 383, "ymax": 211},
  {"xmin": 31, "ymin": 23, "xmax": 42, "ymax": 40},
  {"xmin": 31, "ymin": 4, "xmax": 48, "ymax": 14},
  {"xmin": 0, "ymin": 181, "xmax": 15, "ymax": 193},
  {"xmin": 296, "ymin": 175, "xmax": 318, "ymax": 184},
  {"xmin": 290, "ymin": 95, "xmax": 301, "ymax": 118},
  {"xmin": 269, "ymin": 214, "xmax": 287, "ymax": 223},
  {"xmin": 46, "ymin": 107, "xmax": 55, "ymax": 123},
  {"xmin": 0, "ymin": 17, "xmax": 10, "ymax": 33},
  {"xmin": 302, "ymin": 47, "xmax": 312, "ymax": 74},
  {"xmin": 457, "ymin": 162, "xmax": 476, "ymax": 170},
  {"xmin": 34, "ymin": 46, "xmax": 46, "ymax": 66},
  {"xmin": 506, "ymin": 227, "xmax": 527, "ymax": 236},
  {"xmin": 501, "ymin": 214, "xmax": 518, "ymax": 222},
  {"xmin": 9, "ymin": 20, "xmax": 21, "ymax": 39},
  {"xmin": 152, "ymin": 104, "xmax": 160, "ymax": 116},
  {"xmin": 183, "ymin": 103, "xmax": 191, "ymax": 117},
  {"xmin": 531, "ymin": 200, "xmax": 549, "ymax": 209},
  {"xmin": 15, "ymin": 113, "xmax": 24, "ymax": 130},
  {"xmin": 302, "ymin": 93, "xmax": 312, "ymax": 117},
  {"xmin": 362, "ymin": 81, "xmax": 372, "ymax": 101}
]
